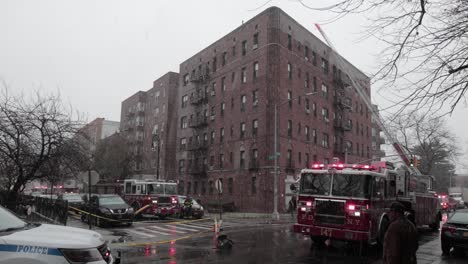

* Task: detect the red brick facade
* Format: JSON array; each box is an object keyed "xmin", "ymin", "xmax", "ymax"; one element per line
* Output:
[
  {"xmin": 175, "ymin": 7, "xmax": 373, "ymax": 213},
  {"xmin": 120, "ymin": 72, "xmax": 179, "ymax": 181},
  {"xmin": 120, "ymin": 7, "xmax": 375, "ymax": 213}
]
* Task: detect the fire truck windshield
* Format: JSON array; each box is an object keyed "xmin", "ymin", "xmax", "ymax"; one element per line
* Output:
[
  {"xmin": 301, "ymin": 173, "xmax": 331, "ymax": 195},
  {"xmin": 147, "ymin": 183, "xmax": 177, "ymax": 195},
  {"xmin": 332, "ymin": 174, "xmax": 370, "ymax": 198},
  {"xmin": 301, "ymin": 173, "xmax": 371, "ymax": 198}
]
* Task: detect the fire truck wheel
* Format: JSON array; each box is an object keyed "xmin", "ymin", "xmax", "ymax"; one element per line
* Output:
[{"xmin": 378, "ymin": 217, "xmax": 389, "ymax": 247}]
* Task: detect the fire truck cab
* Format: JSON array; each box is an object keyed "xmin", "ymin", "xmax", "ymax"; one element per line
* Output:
[
  {"xmin": 121, "ymin": 179, "xmax": 179, "ymax": 218},
  {"xmin": 293, "ymin": 162, "xmax": 439, "ymax": 247}
]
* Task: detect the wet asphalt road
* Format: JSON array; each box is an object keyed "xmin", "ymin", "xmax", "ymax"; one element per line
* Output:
[{"xmin": 112, "ymin": 224, "xmax": 442, "ymax": 264}]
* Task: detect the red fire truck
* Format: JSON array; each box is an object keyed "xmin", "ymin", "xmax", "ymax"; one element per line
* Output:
[
  {"xmin": 121, "ymin": 179, "xmax": 180, "ymax": 219},
  {"xmin": 292, "ymin": 162, "xmax": 439, "ymax": 247}
]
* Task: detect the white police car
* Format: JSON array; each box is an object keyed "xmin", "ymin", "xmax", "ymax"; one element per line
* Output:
[{"xmin": 0, "ymin": 204, "xmax": 114, "ymax": 264}]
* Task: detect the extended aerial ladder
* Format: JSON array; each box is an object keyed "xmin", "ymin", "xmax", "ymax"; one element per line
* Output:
[{"xmin": 314, "ymin": 24, "xmax": 421, "ymax": 176}]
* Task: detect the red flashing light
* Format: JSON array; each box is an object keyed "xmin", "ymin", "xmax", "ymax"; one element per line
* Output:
[
  {"xmin": 330, "ymin": 163, "xmax": 345, "ymax": 170},
  {"xmin": 306, "ymin": 201, "xmax": 313, "ymax": 207},
  {"xmin": 146, "ymin": 196, "xmax": 152, "ymax": 201},
  {"xmin": 311, "ymin": 163, "xmax": 325, "ymax": 169},
  {"xmin": 348, "ymin": 204, "xmax": 356, "ymax": 211}
]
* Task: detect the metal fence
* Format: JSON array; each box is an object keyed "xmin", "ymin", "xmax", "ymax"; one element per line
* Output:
[{"xmin": 0, "ymin": 191, "xmax": 68, "ymax": 225}]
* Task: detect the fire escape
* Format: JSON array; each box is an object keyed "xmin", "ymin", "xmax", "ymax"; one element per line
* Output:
[
  {"xmin": 187, "ymin": 66, "xmax": 210, "ymax": 177},
  {"xmin": 332, "ymin": 69, "xmax": 353, "ymax": 161}
]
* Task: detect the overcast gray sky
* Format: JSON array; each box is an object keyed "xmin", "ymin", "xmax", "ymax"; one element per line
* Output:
[{"xmin": 1, "ymin": 0, "xmax": 467, "ymax": 172}]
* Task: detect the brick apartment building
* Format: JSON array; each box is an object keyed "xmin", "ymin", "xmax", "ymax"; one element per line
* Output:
[
  {"xmin": 120, "ymin": 72, "xmax": 179, "ymax": 181},
  {"xmin": 175, "ymin": 7, "xmax": 373, "ymax": 213},
  {"xmin": 121, "ymin": 7, "xmax": 377, "ymax": 213}
]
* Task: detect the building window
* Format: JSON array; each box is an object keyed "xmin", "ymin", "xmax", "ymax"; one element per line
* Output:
[
  {"xmin": 253, "ymin": 33, "xmax": 259, "ymax": 49},
  {"xmin": 181, "ymin": 95, "xmax": 188, "ymax": 108},
  {"xmin": 202, "ymin": 181, "xmax": 206, "ymax": 194},
  {"xmin": 322, "ymin": 133, "xmax": 329, "ymax": 148},
  {"xmin": 288, "ymin": 63, "xmax": 292, "ymax": 79},
  {"xmin": 321, "ymin": 83, "xmax": 328, "ymax": 98},
  {"xmin": 183, "ymin": 74, "xmax": 189, "ymax": 86},
  {"xmin": 219, "ymin": 153, "xmax": 224, "ymax": 169},
  {"xmin": 230, "ymin": 125, "xmax": 234, "ymax": 138},
  {"xmin": 240, "ymin": 122, "xmax": 246, "ymax": 139},
  {"xmin": 211, "ymin": 131, "xmax": 215, "ymax": 144},
  {"xmin": 305, "ymin": 46, "xmax": 309, "ymax": 61},
  {"xmin": 312, "ymin": 102, "xmax": 317, "ymax": 117},
  {"xmin": 211, "ymin": 106, "xmax": 215, "ymax": 121},
  {"xmin": 210, "ymin": 155, "xmax": 215, "ymax": 168},
  {"xmin": 312, "ymin": 51, "xmax": 317, "ymax": 66},
  {"xmin": 322, "ymin": 107, "xmax": 329, "ymax": 122},
  {"xmin": 178, "ymin": 159, "xmax": 185, "ymax": 173},
  {"xmin": 252, "ymin": 119, "xmax": 258, "ymax": 137},
  {"xmin": 251, "ymin": 177, "xmax": 257, "ymax": 194},
  {"xmin": 305, "ymin": 153, "xmax": 310, "ymax": 168},
  {"xmin": 287, "ymin": 149, "xmax": 292, "ymax": 167},
  {"xmin": 288, "ymin": 120, "xmax": 292, "ymax": 138},
  {"xmin": 253, "ymin": 62, "xmax": 259, "ymax": 80},
  {"xmin": 213, "ymin": 56, "xmax": 217, "ymax": 72},
  {"xmin": 181, "ymin": 116, "xmax": 187, "ymax": 129},
  {"xmin": 230, "ymin": 151, "xmax": 233, "ymax": 163},
  {"xmin": 297, "ymin": 123, "xmax": 301, "ymax": 135},
  {"xmin": 209, "ymin": 181, "xmax": 214, "ymax": 195},
  {"xmin": 313, "ymin": 76, "xmax": 317, "ymax": 92},
  {"xmin": 298, "ymin": 152, "xmax": 302, "ymax": 164},
  {"xmin": 242, "ymin": 40, "xmax": 247, "ymax": 55},
  {"xmin": 240, "ymin": 95, "xmax": 246, "ymax": 111},
  {"xmin": 305, "ymin": 126, "xmax": 310, "ymax": 141},
  {"xmin": 321, "ymin": 58, "xmax": 329, "ymax": 74},
  {"xmin": 193, "ymin": 181, "xmax": 198, "ymax": 195},
  {"xmin": 221, "ymin": 77, "xmax": 226, "ymax": 92},
  {"xmin": 305, "ymin": 73, "xmax": 310, "ymax": 88},
  {"xmin": 288, "ymin": 91, "xmax": 292, "ymax": 108},
  {"xmin": 222, "ymin": 52, "xmax": 227, "ymax": 66},
  {"xmin": 305, "ymin": 98, "xmax": 310, "ymax": 114},
  {"xmin": 241, "ymin": 67, "xmax": 247, "ymax": 83},
  {"xmin": 252, "ymin": 90, "xmax": 258, "ymax": 107},
  {"xmin": 231, "ymin": 72, "xmax": 235, "ymax": 83},
  {"xmin": 232, "ymin": 45, "xmax": 236, "ymax": 57},
  {"xmin": 287, "ymin": 34, "xmax": 292, "ymax": 50},
  {"xmin": 220, "ymin": 127, "xmax": 225, "ymax": 143},
  {"xmin": 240, "ymin": 151, "xmax": 245, "ymax": 169},
  {"xmin": 228, "ymin": 178, "xmax": 233, "ymax": 194},
  {"xmin": 221, "ymin": 102, "xmax": 225, "ymax": 116},
  {"xmin": 313, "ymin": 129, "xmax": 317, "ymax": 144},
  {"xmin": 180, "ymin": 138, "xmax": 186, "ymax": 150}
]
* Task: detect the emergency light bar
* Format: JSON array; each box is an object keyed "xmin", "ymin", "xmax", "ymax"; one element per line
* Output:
[{"xmin": 310, "ymin": 163, "xmax": 375, "ymax": 171}]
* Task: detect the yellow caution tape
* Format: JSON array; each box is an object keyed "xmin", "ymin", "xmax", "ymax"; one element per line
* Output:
[{"xmin": 68, "ymin": 206, "xmax": 133, "ymax": 223}]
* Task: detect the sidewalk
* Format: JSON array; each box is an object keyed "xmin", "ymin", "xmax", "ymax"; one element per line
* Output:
[{"xmin": 205, "ymin": 211, "xmax": 296, "ymax": 224}]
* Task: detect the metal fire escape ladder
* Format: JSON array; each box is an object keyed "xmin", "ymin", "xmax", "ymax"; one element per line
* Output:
[{"xmin": 314, "ymin": 24, "xmax": 421, "ymax": 176}]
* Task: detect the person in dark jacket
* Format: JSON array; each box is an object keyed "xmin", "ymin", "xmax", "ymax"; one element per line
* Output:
[{"xmin": 383, "ymin": 202, "xmax": 418, "ymax": 264}]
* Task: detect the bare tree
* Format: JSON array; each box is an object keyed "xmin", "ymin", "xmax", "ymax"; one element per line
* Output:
[
  {"xmin": 93, "ymin": 132, "xmax": 134, "ymax": 183},
  {"xmin": 298, "ymin": 0, "xmax": 468, "ymax": 114},
  {"xmin": 0, "ymin": 87, "xmax": 86, "ymax": 204},
  {"xmin": 389, "ymin": 112, "xmax": 458, "ymax": 190}
]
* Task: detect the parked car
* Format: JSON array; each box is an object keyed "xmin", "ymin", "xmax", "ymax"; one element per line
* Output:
[
  {"xmin": 178, "ymin": 196, "xmax": 204, "ymax": 219},
  {"xmin": 57, "ymin": 193, "xmax": 84, "ymax": 213},
  {"xmin": 0, "ymin": 204, "xmax": 114, "ymax": 264},
  {"xmin": 441, "ymin": 209, "xmax": 468, "ymax": 255},
  {"xmin": 450, "ymin": 193, "xmax": 466, "ymax": 209},
  {"xmin": 80, "ymin": 194, "xmax": 134, "ymax": 227}
]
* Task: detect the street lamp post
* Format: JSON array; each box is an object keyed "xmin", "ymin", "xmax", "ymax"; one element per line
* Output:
[
  {"xmin": 273, "ymin": 92, "xmax": 317, "ymax": 221},
  {"xmin": 152, "ymin": 133, "xmax": 160, "ymax": 180}
]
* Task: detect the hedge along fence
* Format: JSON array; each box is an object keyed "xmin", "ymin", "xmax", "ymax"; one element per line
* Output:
[{"xmin": 0, "ymin": 191, "xmax": 68, "ymax": 225}]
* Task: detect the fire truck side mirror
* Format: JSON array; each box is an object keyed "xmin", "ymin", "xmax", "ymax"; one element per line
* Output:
[{"xmin": 289, "ymin": 184, "xmax": 297, "ymax": 191}]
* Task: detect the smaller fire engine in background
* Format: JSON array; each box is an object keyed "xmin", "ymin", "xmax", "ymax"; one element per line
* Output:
[
  {"xmin": 121, "ymin": 179, "xmax": 180, "ymax": 219},
  {"xmin": 292, "ymin": 161, "xmax": 439, "ymax": 248}
]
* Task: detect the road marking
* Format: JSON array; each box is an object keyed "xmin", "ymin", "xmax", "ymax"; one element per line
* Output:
[
  {"xmin": 173, "ymin": 224, "xmax": 202, "ymax": 232},
  {"xmin": 128, "ymin": 229, "xmax": 155, "ymax": 238},
  {"xmin": 138, "ymin": 227, "xmax": 171, "ymax": 236},
  {"xmin": 184, "ymin": 223, "xmax": 212, "ymax": 230},
  {"xmin": 149, "ymin": 225, "xmax": 187, "ymax": 234}
]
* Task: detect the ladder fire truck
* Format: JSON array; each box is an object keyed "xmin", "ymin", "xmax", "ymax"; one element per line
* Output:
[
  {"xmin": 121, "ymin": 179, "xmax": 180, "ymax": 218},
  {"xmin": 292, "ymin": 161, "xmax": 439, "ymax": 246},
  {"xmin": 292, "ymin": 25, "xmax": 439, "ymax": 247}
]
